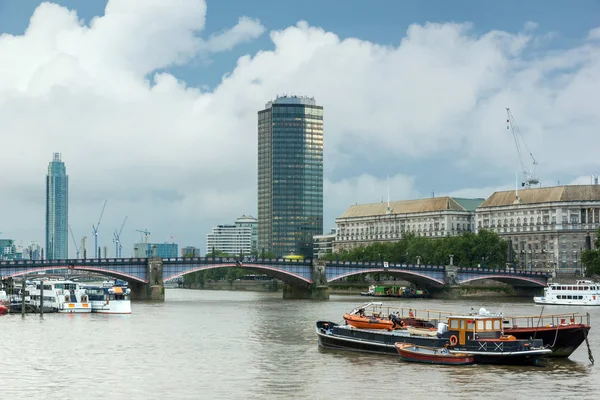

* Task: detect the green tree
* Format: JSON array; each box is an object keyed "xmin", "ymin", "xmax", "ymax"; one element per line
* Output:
[{"xmin": 581, "ymin": 228, "xmax": 600, "ymax": 276}]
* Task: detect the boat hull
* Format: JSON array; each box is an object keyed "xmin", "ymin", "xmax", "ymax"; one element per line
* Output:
[
  {"xmin": 317, "ymin": 321, "xmax": 551, "ymax": 365},
  {"xmin": 396, "ymin": 344, "xmax": 474, "ymax": 365},
  {"xmin": 91, "ymin": 300, "xmax": 132, "ymax": 314},
  {"xmin": 506, "ymin": 324, "xmax": 590, "ymax": 358}
]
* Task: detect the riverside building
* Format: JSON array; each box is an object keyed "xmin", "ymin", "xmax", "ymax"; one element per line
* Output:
[
  {"xmin": 258, "ymin": 95, "xmax": 323, "ymax": 257},
  {"xmin": 476, "ymin": 185, "xmax": 600, "ymax": 273},
  {"xmin": 334, "ymin": 196, "xmax": 483, "ymax": 252},
  {"xmin": 206, "ymin": 215, "xmax": 258, "ymax": 256}
]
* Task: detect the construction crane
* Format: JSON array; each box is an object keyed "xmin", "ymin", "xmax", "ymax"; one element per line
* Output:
[
  {"xmin": 113, "ymin": 216, "xmax": 128, "ymax": 258},
  {"xmin": 68, "ymin": 225, "xmax": 80, "ymax": 259},
  {"xmin": 506, "ymin": 108, "xmax": 539, "ymax": 188},
  {"xmin": 92, "ymin": 200, "xmax": 108, "ymax": 259},
  {"xmin": 136, "ymin": 229, "xmax": 151, "ymax": 244}
]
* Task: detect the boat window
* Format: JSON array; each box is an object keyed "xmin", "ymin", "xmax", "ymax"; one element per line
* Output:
[
  {"xmin": 450, "ymin": 319, "xmax": 459, "ymax": 329},
  {"xmin": 460, "ymin": 320, "xmax": 465, "ymax": 329},
  {"xmin": 584, "ymin": 287, "xmax": 589, "ymax": 291},
  {"xmin": 493, "ymin": 320, "xmax": 501, "ymax": 330},
  {"xmin": 567, "ymin": 295, "xmax": 572, "ymax": 299},
  {"xmin": 485, "ymin": 320, "xmax": 493, "ymax": 330},
  {"xmin": 568, "ymin": 286, "xmax": 573, "ymax": 290},
  {"xmin": 579, "ymin": 296, "xmax": 584, "ymax": 299},
  {"xmin": 477, "ymin": 320, "xmax": 484, "ymax": 331},
  {"xmin": 467, "ymin": 321, "xmax": 474, "ymax": 330}
]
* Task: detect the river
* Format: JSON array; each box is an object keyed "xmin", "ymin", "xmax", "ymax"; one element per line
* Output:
[{"xmin": 1, "ymin": 289, "xmax": 599, "ymax": 399}]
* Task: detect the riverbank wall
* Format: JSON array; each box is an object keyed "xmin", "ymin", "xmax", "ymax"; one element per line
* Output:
[{"xmin": 181, "ymin": 279, "xmax": 539, "ymax": 298}]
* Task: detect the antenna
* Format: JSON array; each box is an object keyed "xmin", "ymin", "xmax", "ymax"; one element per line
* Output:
[{"xmin": 514, "ymin": 171, "xmax": 520, "ymax": 204}]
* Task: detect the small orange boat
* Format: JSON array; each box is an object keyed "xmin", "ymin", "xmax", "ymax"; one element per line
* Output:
[{"xmin": 343, "ymin": 302, "xmax": 405, "ymax": 330}]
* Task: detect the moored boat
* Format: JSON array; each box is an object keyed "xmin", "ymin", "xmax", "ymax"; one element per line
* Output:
[
  {"xmin": 29, "ymin": 280, "xmax": 91, "ymax": 313},
  {"xmin": 84, "ymin": 285, "xmax": 132, "ymax": 314},
  {"xmin": 318, "ymin": 312, "xmax": 551, "ymax": 365},
  {"xmin": 534, "ymin": 280, "xmax": 600, "ymax": 306},
  {"xmin": 339, "ymin": 303, "xmax": 591, "ymax": 358},
  {"xmin": 395, "ymin": 343, "xmax": 474, "ymax": 365}
]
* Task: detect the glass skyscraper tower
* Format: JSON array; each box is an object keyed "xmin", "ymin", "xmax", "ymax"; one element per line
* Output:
[
  {"xmin": 46, "ymin": 153, "xmax": 68, "ymax": 259},
  {"xmin": 258, "ymin": 96, "xmax": 323, "ymax": 258}
]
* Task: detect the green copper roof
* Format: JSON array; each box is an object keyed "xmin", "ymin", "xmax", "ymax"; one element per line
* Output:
[{"xmin": 452, "ymin": 197, "xmax": 485, "ymax": 211}]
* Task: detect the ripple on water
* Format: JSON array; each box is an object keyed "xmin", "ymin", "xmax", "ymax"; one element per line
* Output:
[{"xmin": 1, "ymin": 290, "xmax": 599, "ymax": 399}]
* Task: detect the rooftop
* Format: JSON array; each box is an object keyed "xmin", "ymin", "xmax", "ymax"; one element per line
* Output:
[
  {"xmin": 265, "ymin": 95, "xmax": 316, "ymax": 108},
  {"xmin": 337, "ymin": 196, "xmax": 484, "ymax": 219},
  {"xmin": 479, "ymin": 185, "xmax": 600, "ymax": 208}
]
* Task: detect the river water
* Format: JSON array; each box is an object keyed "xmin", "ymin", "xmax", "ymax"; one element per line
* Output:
[{"xmin": 1, "ymin": 289, "xmax": 599, "ymax": 400}]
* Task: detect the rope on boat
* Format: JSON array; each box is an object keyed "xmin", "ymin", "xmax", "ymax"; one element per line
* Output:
[
  {"xmin": 533, "ymin": 306, "xmax": 544, "ymax": 340},
  {"xmin": 584, "ymin": 327, "xmax": 594, "ymax": 365},
  {"xmin": 547, "ymin": 324, "xmax": 560, "ymax": 349}
]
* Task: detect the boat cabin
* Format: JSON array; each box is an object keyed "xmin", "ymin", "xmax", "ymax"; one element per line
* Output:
[{"xmin": 447, "ymin": 315, "xmax": 504, "ymax": 345}]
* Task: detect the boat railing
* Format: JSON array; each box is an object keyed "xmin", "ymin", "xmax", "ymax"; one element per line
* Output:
[{"xmin": 503, "ymin": 312, "xmax": 591, "ymax": 328}]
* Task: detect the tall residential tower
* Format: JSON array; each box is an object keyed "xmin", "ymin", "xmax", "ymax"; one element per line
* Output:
[
  {"xmin": 258, "ymin": 96, "xmax": 323, "ymax": 257},
  {"xmin": 45, "ymin": 153, "xmax": 68, "ymax": 259}
]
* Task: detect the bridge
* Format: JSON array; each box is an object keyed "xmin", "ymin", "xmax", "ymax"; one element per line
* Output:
[{"xmin": 0, "ymin": 257, "xmax": 549, "ymax": 300}]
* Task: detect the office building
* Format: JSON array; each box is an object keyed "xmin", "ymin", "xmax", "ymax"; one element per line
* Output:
[
  {"xmin": 235, "ymin": 215, "xmax": 258, "ymax": 253},
  {"xmin": 476, "ymin": 185, "xmax": 600, "ymax": 272},
  {"xmin": 313, "ymin": 230, "xmax": 336, "ymax": 259},
  {"xmin": 334, "ymin": 196, "xmax": 483, "ymax": 252},
  {"xmin": 45, "ymin": 153, "xmax": 68, "ymax": 260},
  {"xmin": 258, "ymin": 95, "xmax": 324, "ymax": 257},
  {"xmin": 134, "ymin": 243, "xmax": 178, "ymax": 258},
  {"xmin": 181, "ymin": 246, "xmax": 201, "ymax": 257},
  {"xmin": 0, "ymin": 238, "xmax": 22, "ymax": 261}
]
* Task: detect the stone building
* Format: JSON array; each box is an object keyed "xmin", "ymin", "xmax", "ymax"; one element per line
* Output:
[
  {"xmin": 334, "ymin": 197, "xmax": 483, "ymax": 252},
  {"xmin": 476, "ymin": 185, "xmax": 600, "ymax": 272}
]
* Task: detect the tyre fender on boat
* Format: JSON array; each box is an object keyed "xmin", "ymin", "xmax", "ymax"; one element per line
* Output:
[{"xmin": 449, "ymin": 335, "xmax": 458, "ymax": 346}]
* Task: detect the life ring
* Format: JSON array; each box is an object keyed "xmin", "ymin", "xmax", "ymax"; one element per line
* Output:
[{"xmin": 449, "ymin": 335, "xmax": 458, "ymax": 346}]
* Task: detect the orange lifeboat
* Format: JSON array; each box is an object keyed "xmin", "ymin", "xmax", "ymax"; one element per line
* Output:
[{"xmin": 343, "ymin": 312, "xmax": 394, "ymax": 330}]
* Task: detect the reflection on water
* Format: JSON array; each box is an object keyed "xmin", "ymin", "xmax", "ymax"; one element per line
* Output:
[{"xmin": 1, "ymin": 289, "xmax": 599, "ymax": 399}]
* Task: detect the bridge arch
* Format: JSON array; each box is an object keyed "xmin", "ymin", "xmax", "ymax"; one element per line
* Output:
[
  {"xmin": 163, "ymin": 263, "xmax": 312, "ymax": 286},
  {"xmin": 2, "ymin": 266, "xmax": 147, "ymax": 284},
  {"xmin": 459, "ymin": 275, "xmax": 547, "ymax": 287},
  {"xmin": 328, "ymin": 268, "xmax": 445, "ymax": 287}
]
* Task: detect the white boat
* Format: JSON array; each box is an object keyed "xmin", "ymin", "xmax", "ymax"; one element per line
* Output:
[
  {"xmin": 84, "ymin": 285, "xmax": 131, "ymax": 314},
  {"xmin": 29, "ymin": 280, "xmax": 91, "ymax": 313},
  {"xmin": 534, "ymin": 280, "xmax": 600, "ymax": 306}
]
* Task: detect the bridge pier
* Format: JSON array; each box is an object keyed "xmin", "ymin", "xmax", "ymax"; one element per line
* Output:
[
  {"xmin": 130, "ymin": 258, "xmax": 165, "ymax": 301},
  {"xmin": 282, "ymin": 261, "xmax": 330, "ymax": 300}
]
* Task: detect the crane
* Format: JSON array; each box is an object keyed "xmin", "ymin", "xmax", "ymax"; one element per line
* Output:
[
  {"xmin": 506, "ymin": 108, "xmax": 539, "ymax": 189},
  {"xmin": 113, "ymin": 216, "xmax": 128, "ymax": 258},
  {"xmin": 68, "ymin": 225, "xmax": 80, "ymax": 259},
  {"xmin": 136, "ymin": 229, "xmax": 151, "ymax": 244},
  {"xmin": 92, "ymin": 200, "xmax": 108, "ymax": 259}
]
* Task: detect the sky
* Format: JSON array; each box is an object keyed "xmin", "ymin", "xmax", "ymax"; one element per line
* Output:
[{"xmin": 0, "ymin": 0, "xmax": 599, "ymax": 258}]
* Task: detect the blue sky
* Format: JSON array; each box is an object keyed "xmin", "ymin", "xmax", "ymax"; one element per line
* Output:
[{"xmin": 0, "ymin": 0, "xmax": 599, "ymax": 255}]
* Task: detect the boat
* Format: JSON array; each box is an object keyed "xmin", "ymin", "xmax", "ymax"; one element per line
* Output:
[
  {"xmin": 360, "ymin": 285, "xmax": 375, "ymax": 296},
  {"xmin": 395, "ymin": 343, "xmax": 474, "ymax": 365},
  {"xmin": 343, "ymin": 302, "xmax": 402, "ymax": 330},
  {"xmin": 534, "ymin": 280, "xmax": 600, "ymax": 306},
  {"xmin": 84, "ymin": 285, "xmax": 132, "ymax": 314},
  {"xmin": 317, "ymin": 312, "xmax": 551, "ymax": 365},
  {"xmin": 29, "ymin": 280, "xmax": 91, "ymax": 313},
  {"xmin": 338, "ymin": 303, "xmax": 591, "ymax": 358},
  {"xmin": 0, "ymin": 304, "xmax": 7, "ymax": 315}
]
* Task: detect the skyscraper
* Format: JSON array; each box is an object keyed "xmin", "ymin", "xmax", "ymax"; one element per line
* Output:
[
  {"xmin": 258, "ymin": 96, "xmax": 324, "ymax": 258},
  {"xmin": 45, "ymin": 153, "xmax": 68, "ymax": 259}
]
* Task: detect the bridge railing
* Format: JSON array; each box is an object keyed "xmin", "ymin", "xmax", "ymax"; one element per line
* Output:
[
  {"xmin": 457, "ymin": 266, "xmax": 549, "ymax": 278},
  {"xmin": 162, "ymin": 257, "xmax": 313, "ymax": 264},
  {"xmin": 324, "ymin": 260, "xmax": 446, "ymax": 271}
]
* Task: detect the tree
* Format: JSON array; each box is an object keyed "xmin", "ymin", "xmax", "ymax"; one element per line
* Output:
[{"xmin": 581, "ymin": 228, "xmax": 600, "ymax": 277}]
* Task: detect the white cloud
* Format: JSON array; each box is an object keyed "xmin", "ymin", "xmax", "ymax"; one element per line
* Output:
[
  {"xmin": 0, "ymin": 0, "xmax": 599, "ymax": 256},
  {"xmin": 588, "ymin": 27, "xmax": 600, "ymax": 41}
]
